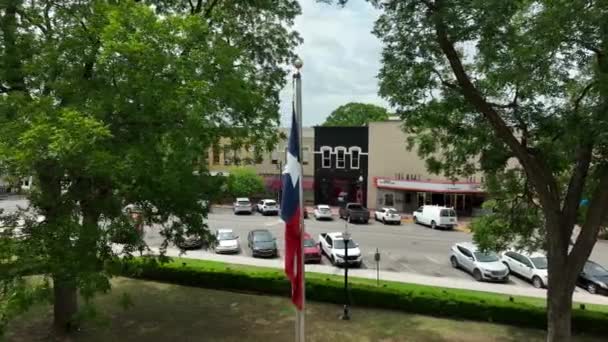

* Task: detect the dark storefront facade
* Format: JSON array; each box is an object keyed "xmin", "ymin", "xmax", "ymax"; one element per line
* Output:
[{"xmin": 313, "ymin": 127, "xmax": 369, "ymax": 206}]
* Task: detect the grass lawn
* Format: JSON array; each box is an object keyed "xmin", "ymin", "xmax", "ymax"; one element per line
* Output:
[{"xmin": 4, "ymin": 277, "xmax": 604, "ymax": 342}]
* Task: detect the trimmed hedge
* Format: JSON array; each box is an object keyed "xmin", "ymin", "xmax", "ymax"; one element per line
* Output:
[{"xmin": 119, "ymin": 258, "xmax": 608, "ymax": 335}]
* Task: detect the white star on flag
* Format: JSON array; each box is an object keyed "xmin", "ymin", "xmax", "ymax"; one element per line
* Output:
[{"xmin": 283, "ymin": 151, "xmax": 301, "ymax": 188}]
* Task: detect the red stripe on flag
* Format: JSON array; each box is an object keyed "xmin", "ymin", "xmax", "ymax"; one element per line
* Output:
[{"xmin": 284, "ymin": 208, "xmax": 303, "ymax": 310}]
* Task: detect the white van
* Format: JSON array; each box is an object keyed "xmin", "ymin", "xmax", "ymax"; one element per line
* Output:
[{"xmin": 412, "ymin": 205, "xmax": 458, "ymax": 230}]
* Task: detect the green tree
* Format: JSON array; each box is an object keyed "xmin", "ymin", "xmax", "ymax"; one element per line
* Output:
[
  {"xmin": 357, "ymin": 0, "xmax": 608, "ymax": 340},
  {"xmin": 322, "ymin": 102, "xmax": 389, "ymax": 126},
  {"xmin": 227, "ymin": 167, "xmax": 265, "ymax": 198},
  {"xmin": 0, "ymin": 0, "xmax": 300, "ymax": 336}
]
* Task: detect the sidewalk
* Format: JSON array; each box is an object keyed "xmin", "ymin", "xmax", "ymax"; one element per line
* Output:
[{"xmin": 145, "ymin": 247, "xmax": 608, "ymax": 306}]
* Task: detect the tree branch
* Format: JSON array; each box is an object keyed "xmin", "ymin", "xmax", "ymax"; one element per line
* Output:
[
  {"xmin": 188, "ymin": 0, "xmax": 195, "ymax": 14},
  {"xmin": 567, "ymin": 167, "xmax": 608, "ymax": 280},
  {"xmin": 203, "ymin": 0, "xmax": 220, "ymax": 18},
  {"xmin": 574, "ymin": 82, "xmax": 596, "ymax": 113},
  {"xmin": 15, "ymin": 9, "xmax": 48, "ymax": 36},
  {"xmin": 431, "ymin": 68, "xmax": 460, "ymax": 92},
  {"xmin": 561, "ymin": 143, "xmax": 593, "ymax": 229},
  {"xmin": 427, "ymin": 0, "xmax": 560, "ymax": 211},
  {"xmin": 194, "ymin": 0, "xmax": 203, "ymax": 14}
]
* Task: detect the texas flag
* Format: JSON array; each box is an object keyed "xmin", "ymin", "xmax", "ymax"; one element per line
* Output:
[{"xmin": 281, "ymin": 107, "xmax": 304, "ymax": 310}]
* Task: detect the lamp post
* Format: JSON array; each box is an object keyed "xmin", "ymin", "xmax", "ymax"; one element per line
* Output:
[
  {"xmin": 341, "ymin": 222, "xmax": 351, "ymax": 320},
  {"xmin": 276, "ymin": 160, "xmax": 283, "ymax": 203},
  {"xmin": 357, "ymin": 175, "xmax": 364, "ymax": 205}
]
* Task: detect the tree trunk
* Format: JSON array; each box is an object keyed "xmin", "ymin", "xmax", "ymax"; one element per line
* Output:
[
  {"xmin": 545, "ymin": 217, "xmax": 577, "ymax": 342},
  {"xmin": 546, "ymin": 277, "xmax": 574, "ymax": 342},
  {"xmin": 53, "ymin": 277, "xmax": 78, "ymax": 334}
]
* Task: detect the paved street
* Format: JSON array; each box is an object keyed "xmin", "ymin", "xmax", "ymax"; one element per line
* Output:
[
  {"xmin": 4, "ymin": 196, "xmax": 608, "ymax": 298},
  {"xmin": 144, "ymin": 207, "xmax": 608, "ymax": 294}
]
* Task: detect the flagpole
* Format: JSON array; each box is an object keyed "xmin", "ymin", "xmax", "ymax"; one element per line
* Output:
[{"xmin": 294, "ymin": 58, "xmax": 305, "ymax": 342}]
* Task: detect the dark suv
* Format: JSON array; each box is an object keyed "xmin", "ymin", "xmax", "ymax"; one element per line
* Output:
[{"xmin": 248, "ymin": 229, "xmax": 278, "ymax": 257}]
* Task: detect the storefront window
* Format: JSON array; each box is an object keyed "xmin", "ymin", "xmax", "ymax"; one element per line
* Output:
[{"xmin": 385, "ymin": 193, "xmax": 394, "ymax": 206}]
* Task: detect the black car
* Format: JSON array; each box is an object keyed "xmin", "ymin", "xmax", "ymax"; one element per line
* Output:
[
  {"xmin": 578, "ymin": 260, "xmax": 608, "ymax": 295},
  {"xmin": 177, "ymin": 235, "xmax": 204, "ymax": 250},
  {"xmin": 248, "ymin": 229, "xmax": 278, "ymax": 258}
]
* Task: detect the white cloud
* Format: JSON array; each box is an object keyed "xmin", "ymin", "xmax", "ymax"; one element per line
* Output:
[{"xmin": 279, "ymin": 0, "xmax": 388, "ymax": 126}]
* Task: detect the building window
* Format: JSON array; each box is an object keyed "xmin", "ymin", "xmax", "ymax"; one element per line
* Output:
[
  {"xmin": 349, "ymin": 147, "xmax": 361, "ymax": 169},
  {"xmin": 405, "ymin": 193, "xmax": 412, "ymax": 204},
  {"xmin": 335, "ymin": 147, "xmax": 346, "ymax": 169},
  {"xmin": 303, "ymin": 146, "xmax": 310, "ymax": 165},
  {"xmin": 271, "ymin": 148, "xmax": 280, "ymax": 164},
  {"xmin": 385, "ymin": 193, "xmax": 394, "ymax": 206},
  {"xmin": 321, "ymin": 146, "xmax": 332, "ymax": 168},
  {"xmin": 212, "ymin": 144, "xmax": 220, "ymax": 165}
]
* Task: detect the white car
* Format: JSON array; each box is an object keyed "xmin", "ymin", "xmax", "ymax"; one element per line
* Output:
[
  {"xmin": 501, "ymin": 250, "xmax": 548, "ymax": 288},
  {"xmin": 214, "ymin": 229, "xmax": 240, "ymax": 254},
  {"xmin": 318, "ymin": 232, "xmax": 362, "ymax": 267},
  {"xmin": 233, "ymin": 197, "xmax": 253, "ymax": 214},
  {"xmin": 374, "ymin": 207, "xmax": 402, "ymax": 225},
  {"xmin": 413, "ymin": 205, "xmax": 458, "ymax": 229},
  {"xmin": 450, "ymin": 242, "xmax": 509, "ymax": 282},
  {"xmin": 313, "ymin": 204, "xmax": 333, "ymax": 220},
  {"xmin": 256, "ymin": 199, "xmax": 279, "ymax": 216}
]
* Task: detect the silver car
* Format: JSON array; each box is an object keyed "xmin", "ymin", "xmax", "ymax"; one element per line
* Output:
[
  {"xmin": 233, "ymin": 197, "xmax": 253, "ymax": 214},
  {"xmin": 450, "ymin": 242, "xmax": 509, "ymax": 282},
  {"xmin": 313, "ymin": 204, "xmax": 333, "ymax": 220},
  {"xmin": 215, "ymin": 229, "xmax": 240, "ymax": 254}
]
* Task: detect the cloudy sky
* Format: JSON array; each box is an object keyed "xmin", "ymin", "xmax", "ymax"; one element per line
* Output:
[{"xmin": 278, "ymin": 1, "xmax": 388, "ymax": 127}]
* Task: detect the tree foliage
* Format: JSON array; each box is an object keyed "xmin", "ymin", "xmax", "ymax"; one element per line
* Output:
[
  {"xmin": 365, "ymin": 0, "xmax": 608, "ymax": 340},
  {"xmin": 322, "ymin": 102, "xmax": 389, "ymax": 126},
  {"xmin": 0, "ymin": 0, "xmax": 300, "ymax": 334},
  {"xmin": 226, "ymin": 167, "xmax": 265, "ymax": 198}
]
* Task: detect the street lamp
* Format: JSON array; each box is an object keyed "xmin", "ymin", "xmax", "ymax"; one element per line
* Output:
[
  {"xmin": 357, "ymin": 175, "xmax": 364, "ymax": 205},
  {"xmin": 276, "ymin": 160, "xmax": 283, "ymax": 203},
  {"xmin": 340, "ymin": 222, "xmax": 351, "ymax": 320}
]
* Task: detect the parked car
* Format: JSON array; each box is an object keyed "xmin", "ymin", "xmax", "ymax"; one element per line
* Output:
[
  {"xmin": 303, "ymin": 233, "xmax": 322, "ymax": 263},
  {"xmin": 501, "ymin": 250, "xmax": 548, "ymax": 288},
  {"xmin": 233, "ymin": 197, "xmax": 253, "ymax": 215},
  {"xmin": 214, "ymin": 229, "xmax": 240, "ymax": 254},
  {"xmin": 256, "ymin": 199, "xmax": 279, "ymax": 216},
  {"xmin": 577, "ymin": 260, "xmax": 608, "ymax": 295},
  {"xmin": 450, "ymin": 242, "xmax": 509, "ymax": 282},
  {"xmin": 338, "ymin": 202, "xmax": 370, "ymax": 224},
  {"xmin": 413, "ymin": 205, "xmax": 458, "ymax": 230},
  {"xmin": 374, "ymin": 207, "xmax": 402, "ymax": 225},
  {"xmin": 177, "ymin": 234, "xmax": 204, "ymax": 250},
  {"xmin": 318, "ymin": 232, "xmax": 362, "ymax": 267},
  {"xmin": 313, "ymin": 204, "xmax": 333, "ymax": 220},
  {"xmin": 247, "ymin": 229, "xmax": 278, "ymax": 258}
]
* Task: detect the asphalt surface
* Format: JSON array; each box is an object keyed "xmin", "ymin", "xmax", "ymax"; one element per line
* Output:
[
  {"xmin": 4, "ymin": 196, "xmax": 608, "ymax": 295},
  {"xmin": 143, "ymin": 207, "xmax": 608, "ymax": 294}
]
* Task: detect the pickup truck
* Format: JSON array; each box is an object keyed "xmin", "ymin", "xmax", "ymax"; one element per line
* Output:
[
  {"xmin": 318, "ymin": 232, "xmax": 362, "ymax": 267},
  {"xmin": 338, "ymin": 202, "xmax": 370, "ymax": 224}
]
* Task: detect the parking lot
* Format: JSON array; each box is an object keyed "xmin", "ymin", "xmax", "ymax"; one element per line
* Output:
[
  {"xmin": 143, "ymin": 207, "xmax": 608, "ymax": 293},
  {"xmin": 3, "ymin": 195, "xmax": 608, "ymax": 295}
]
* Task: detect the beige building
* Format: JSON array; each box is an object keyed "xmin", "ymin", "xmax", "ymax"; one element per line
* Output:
[
  {"xmin": 207, "ymin": 128, "xmax": 315, "ymax": 201},
  {"xmin": 367, "ymin": 121, "xmax": 484, "ymax": 215}
]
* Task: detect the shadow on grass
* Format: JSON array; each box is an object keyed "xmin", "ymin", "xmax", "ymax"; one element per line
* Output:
[{"xmin": 4, "ymin": 278, "xmax": 604, "ymax": 342}]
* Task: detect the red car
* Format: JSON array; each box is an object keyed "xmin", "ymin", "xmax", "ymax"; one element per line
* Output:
[{"xmin": 303, "ymin": 233, "xmax": 322, "ymax": 263}]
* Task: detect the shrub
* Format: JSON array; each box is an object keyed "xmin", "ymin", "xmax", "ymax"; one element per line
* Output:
[{"xmin": 120, "ymin": 258, "xmax": 608, "ymax": 335}]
